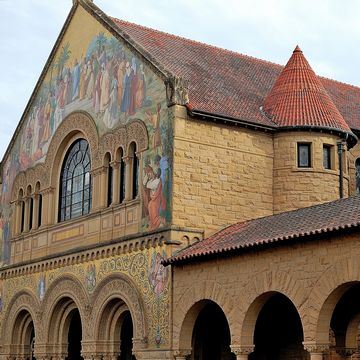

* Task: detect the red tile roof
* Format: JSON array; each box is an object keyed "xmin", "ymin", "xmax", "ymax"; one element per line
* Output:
[
  {"xmin": 263, "ymin": 46, "xmax": 351, "ymax": 133},
  {"xmin": 111, "ymin": 18, "xmax": 360, "ymax": 133},
  {"xmin": 165, "ymin": 195, "xmax": 360, "ymax": 265}
]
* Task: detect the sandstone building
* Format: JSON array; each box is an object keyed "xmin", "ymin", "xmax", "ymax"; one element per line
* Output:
[{"xmin": 1, "ymin": 1, "xmax": 360, "ymax": 359}]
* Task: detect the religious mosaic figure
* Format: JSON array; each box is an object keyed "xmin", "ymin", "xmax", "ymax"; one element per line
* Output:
[
  {"xmin": 85, "ymin": 264, "xmax": 96, "ymax": 293},
  {"xmin": 38, "ymin": 275, "xmax": 46, "ymax": 301},
  {"xmin": 148, "ymin": 252, "xmax": 168, "ymax": 296}
]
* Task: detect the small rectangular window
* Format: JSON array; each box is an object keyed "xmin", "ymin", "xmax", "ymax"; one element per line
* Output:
[
  {"xmin": 323, "ymin": 145, "xmax": 332, "ymax": 169},
  {"xmin": 298, "ymin": 143, "xmax": 311, "ymax": 168}
]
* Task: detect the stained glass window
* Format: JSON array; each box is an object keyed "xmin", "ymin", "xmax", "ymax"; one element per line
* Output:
[
  {"xmin": 59, "ymin": 139, "xmax": 91, "ymax": 222},
  {"xmin": 297, "ymin": 143, "xmax": 311, "ymax": 168}
]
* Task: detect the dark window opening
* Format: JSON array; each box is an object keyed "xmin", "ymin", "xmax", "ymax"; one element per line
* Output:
[
  {"xmin": 29, "ymin": 197, "xmax": 34, "ymax": 230},
  {"xmin": 20, "ymin": 201, "xmax": 25, "ymax": 233},
  {"xmin": 323, "ymin": 145, "xmax": 332, "ymax": 169},
  {"xmin": 132, "ymin": 154, "xmax": 139, "ymax": 200},
  {"xmin": 107, "ymin": 162, "xmax": 113, "ymax": 207},
  {"xmin": 120, "ymin": 157, "xmax": 126, "ymax": 203},
  {"xmin": 38, "ymin": 194, "xmax": 42, "ymax": 228},
  {"xmin": 297, "ymin": 143, "xmax": 311, "ymax": 168}
]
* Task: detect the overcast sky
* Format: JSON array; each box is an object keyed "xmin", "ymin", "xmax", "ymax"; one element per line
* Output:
[{"xmin": 1, "ymin": 0, "xmax": 360, "ymax": 160}]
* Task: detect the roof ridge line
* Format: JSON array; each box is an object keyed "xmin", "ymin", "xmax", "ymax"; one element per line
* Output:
[
  {"xmin": 111, "ymin": 17, "xmax": 285, "ymax": 70},
  {"xmin": 319, "ymin": 74, "xmax": 360, "ymax": 91},
  {"xmin": 112, "ymin": 18, "xmax": 360, "ymax": 91}
]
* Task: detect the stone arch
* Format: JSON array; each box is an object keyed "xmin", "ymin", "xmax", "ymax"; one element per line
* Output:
[
  {"xmin": 42, "ymin": 274, "xmax": 90, "ymax": 343},
  {"xmin": 238, "ymin": 271, "xmax": 307, "ymax": 347},
  {"xmin": 90, "ymin": 273, "xmax": 147, "ymax": 347},
  {"xmin": 2, "ymin": 290, "xmax": 40, "ymax": 344},
  {"xmin": 11, "ymin": 163, "xmax": 47, "ymax": 202},
  {"xmin": 307, "ymin": 256, "xmax": 360, "ymax": 344},
  {"xmin": 11, "ymin": 172, "xmax": 26, "ymax": 202},
  {"xmin": 125, "ymin": 119, "xmax": 148, "ymax": 155},
  {"xmin": 44, "ymin": 111, "xmax": 100, "ymax": 188},
  {"xmin": 173, "ymin": 280, "xmax": 235, "ymax": 351}
]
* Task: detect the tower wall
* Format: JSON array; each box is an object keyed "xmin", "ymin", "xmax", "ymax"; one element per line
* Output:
[{"xmin": 273, "ymin": 131, "xmax": 348, "ymax": 214}]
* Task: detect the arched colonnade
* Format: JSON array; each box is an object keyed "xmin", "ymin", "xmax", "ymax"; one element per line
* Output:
[
  {"xmin": 173, "ymin": 258, "xmax": 360, "ymax": 360},
  {"xmin": 1, "ymin": 274, "xmax": 147, "ymax": 360}
]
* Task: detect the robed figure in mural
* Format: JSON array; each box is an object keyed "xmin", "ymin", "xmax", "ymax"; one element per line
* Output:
[{"xmin": 142, "ymin": 162, "xmax": 166, "ymax": 231}]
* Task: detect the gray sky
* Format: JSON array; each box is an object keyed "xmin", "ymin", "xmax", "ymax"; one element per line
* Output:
[{"xmin": 1, "ymin": 0, "xmax": 360, "ymax": 160}]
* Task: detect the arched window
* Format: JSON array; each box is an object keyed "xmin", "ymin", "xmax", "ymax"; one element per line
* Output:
[
  {"xmin": 27, "ymin": 185, "xmax": 33, "ymax": 231},
  {"xmin": 356, "ymin": 158, "xmax": 360, "ymax": 194},
  {"xmin": 117, "ymin": 147, "xmax": 126, "ymax": 203},
  {"xmin": 129, "ymin": 142, "xmax": 139, "ymax": 200},
  {"xmin": 104, "ymin": 153, "xmax": 113, "ymax": 207},
  {"xmin": 35, "ymin": 181, "xmax": 42, "ymax": 229},
  {"xmin": 18, "ymin": 189, "xmax": 25, "ymax": 234},
  {"xmin": 59, "ymin": 138, "xmax": 91, "ymax": 222}
]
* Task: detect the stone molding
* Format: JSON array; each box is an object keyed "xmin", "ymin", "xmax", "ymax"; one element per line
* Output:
[
  {"xmin": 303, "ymin": 342, "xmax": 330, "ymax": 354},
  {"xmin": 1, "ymin": 231, "xmax": 168, "ymax": 280},
  {"xmin": 230, "ymin": 345, "xmax": 255, "ymax": 355}
]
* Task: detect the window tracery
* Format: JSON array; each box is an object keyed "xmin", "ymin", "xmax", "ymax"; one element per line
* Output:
[{"xmin": 59, "ymin": 138, "xmax": 92, "ymax": 222}]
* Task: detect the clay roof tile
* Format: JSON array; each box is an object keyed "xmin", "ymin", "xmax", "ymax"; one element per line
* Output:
[{"xmin": 111, "ymin": 18, "xmax": 360, "ymax": 134}]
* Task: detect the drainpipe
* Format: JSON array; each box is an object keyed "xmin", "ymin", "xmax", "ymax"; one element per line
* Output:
[{"xmin": 337, "ymin": 140, "xmax": 345, "ymax": 198}]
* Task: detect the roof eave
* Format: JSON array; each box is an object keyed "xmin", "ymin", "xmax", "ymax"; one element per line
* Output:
[
  {"xmin": 277, "ymin": 125, "xmax": 358, "ymax": 149},
  {"xmin": 164, "ymin": 222, "xmax": 360, "ymax": 266},
  {"xmin": 187, "ymin": 107, "xmax": 278, "ymax": 132}
]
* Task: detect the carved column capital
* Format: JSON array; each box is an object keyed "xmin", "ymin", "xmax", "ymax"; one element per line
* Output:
[
  {"xmin": 110, "ymin": 160, "xmax": 120, "ymax": 170},
  {"xmin": 122, "ymin": 156, "xmax": 131, "ymax": 164},
  {"xmin": 174, "ymin": 349, "xmax": 192, "ymax": 359},
  {"xmin": 303, "ymin": 341, "xmax": 330, "ymax": 354},
  {"xmin": 41, "ymin": 187, "xmax": 55, "ymax": 196},
  {"xmin": 231, "ymin": 345, "xmax": 255, "ymax": 357},
  {"xmin": 90, "ymin": 166, "xmax": 107, "ymax": 177}
]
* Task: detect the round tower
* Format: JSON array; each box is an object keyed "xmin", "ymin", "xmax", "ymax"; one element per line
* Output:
[{"xmin": 263, "ymin": 46, "xmax": 357, "ymax": 214}]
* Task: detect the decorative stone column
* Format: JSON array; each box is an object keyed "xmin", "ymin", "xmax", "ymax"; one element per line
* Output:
[
  {"xmin": 41, "ymin": 187, "xmax": 55, "ymax": 225},
  {"xmin": 33, "ymin": 192, "xmax": 39, "ymax": 230},
  {"xmin": 14, "ymin": 200, "xmax": 21, "ymax": 235},
  {"xmin": 123, "ymin": 156, "xmax": 132, "ymax": 201},
  {"xmin": 90, "ymin": 166, "xmax": 107, "ymax": 211},
  {"xmin": 303, "ymin": 342, "xmax": 329, "ymax": 360},
  {"xmin": 110, "ymin": 161, "xmax": 120, "ymax": 205},
  {"xmin": 231, "ymin": 345, "xmax": 255, "ymax": 360},
  {"xmin": 24, "ymin": 195, "xmax": 30, "ymax": 232}
]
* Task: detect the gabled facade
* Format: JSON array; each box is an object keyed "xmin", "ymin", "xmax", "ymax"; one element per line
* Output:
[{"xmin": 1, "ymin": 1, "xmax": 360, "ymax": 360}]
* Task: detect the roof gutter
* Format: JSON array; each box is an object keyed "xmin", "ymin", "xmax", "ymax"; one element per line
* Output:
[{"xmin": 188, "ymin": 108, "xmax": 277, "ymax": 133}]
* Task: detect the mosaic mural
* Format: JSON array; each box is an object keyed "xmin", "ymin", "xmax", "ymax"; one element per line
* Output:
[
  {"xmin": 1, "ymin": 247, "xmax": 170, "ymax": 348},
  {"xmin": 0, "ymin": 8, "xmax": 173, "ymax": 264}
]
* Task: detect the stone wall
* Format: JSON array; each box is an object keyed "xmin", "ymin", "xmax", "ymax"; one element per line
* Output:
[
  {"xmin": 171, "ymin": 230, "xmax": 360, "ymax": 355},
  {"xmin": 348, "ymin": 141, "xmax": 360, "ymax": 195},
  {"xmin": 273, "ymin": 132, "xmax": 347, "ymax": 214},
  {"xmin": 171, "ymin": 106, "xmax": 274, "ymax": 237}
]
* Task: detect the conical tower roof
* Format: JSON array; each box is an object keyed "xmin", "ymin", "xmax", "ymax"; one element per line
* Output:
[{"xmin": 263, "ymin": 46, "xmax": 353, "ymax": 136}]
